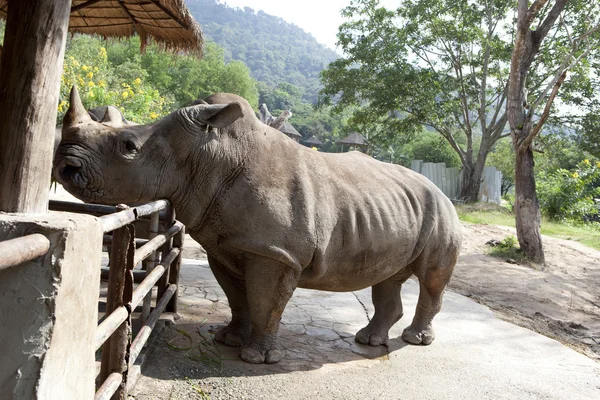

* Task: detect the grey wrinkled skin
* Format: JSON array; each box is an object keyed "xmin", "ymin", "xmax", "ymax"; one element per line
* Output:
[{"xmin": 55, "ymin": 87, "xmax": 462, "ymax": 364}]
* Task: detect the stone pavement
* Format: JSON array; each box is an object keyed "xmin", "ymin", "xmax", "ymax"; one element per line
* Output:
[{"xmin": 130, "ymin": 259, "xmax": 600, "ymax": 400}]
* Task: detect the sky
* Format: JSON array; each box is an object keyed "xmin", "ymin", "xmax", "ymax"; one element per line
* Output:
[{"xmin": 217, "ymin": 0, "xmax": 399, "ymax": 50}]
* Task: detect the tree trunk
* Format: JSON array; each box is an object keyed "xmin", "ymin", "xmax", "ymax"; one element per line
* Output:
[
  {"xmin": 459, "ymin": 155, "xmax": 486, "ymax": 203},
  {"xmin": 514, "ymin": 146, "xmax": 544, "ymax": 264},
  {"xmin": 0, "ymin": 0, "xmax": 71, "ymax": 213}
]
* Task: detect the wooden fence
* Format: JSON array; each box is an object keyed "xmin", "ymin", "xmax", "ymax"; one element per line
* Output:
[
  {"xmin": 49, "ymin": 200, "xmax": 184, "ymax": 399},
  {"xmin": 410, "ymin": 160, "xmax": 503, "ymax": 203}
]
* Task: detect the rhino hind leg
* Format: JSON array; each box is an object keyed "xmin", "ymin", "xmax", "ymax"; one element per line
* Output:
[
  {"xmin": 208, "ymin": 255, "xmax": 252, "ymax": 347},
  {"xmin": 240, "ymin": 258, "xmax": 299, "ymax": 364},
  {"xmin": 355, "ymin": 268, "xmax": 412, "ymax": 346},
  {"xmin": 401, "ymin": 249, "xmax": 457, "ymax": 345}
]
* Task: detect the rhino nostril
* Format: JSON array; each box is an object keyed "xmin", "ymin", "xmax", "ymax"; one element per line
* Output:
[{"xmin": 58, "ymin": 159, "xmax": 83, "ymax": 183}]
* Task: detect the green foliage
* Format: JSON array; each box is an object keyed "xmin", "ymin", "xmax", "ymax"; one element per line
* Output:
[
  {"xmin": 536, "ymin": 159, "xmax": 600, "ymax": 222},
  {"xmin": 487, "ymin": 139, "xmax": 515, "ymax": 195},
  {"xmin": 187, "ymin": 0, "xmax": 338, "ymax": 103},
  {"xmin": 401, "ymin": 130, "xmax": 462, "ymax": 168},
  {"xmin": 58, "ymin": 35, "xmax": 259, "ymax": 123}
]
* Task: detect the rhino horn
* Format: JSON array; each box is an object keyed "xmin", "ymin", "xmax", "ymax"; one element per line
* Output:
[
  {"xmin": 101, "ymin": 106, "xmax": 125, "ymax": 127},
  {"xmin": 63, "ymin": 86, "xmax": 92, "ymax": 129}
]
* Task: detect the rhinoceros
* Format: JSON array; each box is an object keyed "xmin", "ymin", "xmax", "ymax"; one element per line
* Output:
[{"xmin": 54, "ymin": 87, "xmax": 461, "ymax": 364}]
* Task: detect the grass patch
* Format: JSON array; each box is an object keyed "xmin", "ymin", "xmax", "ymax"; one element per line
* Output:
[
  {"xmin": 487, "ymin": 235, "xmax": 528, "ymax": 263},
  {"xmin": 456, "ymin": 203, "xmax": 600, "ymax": 251}
]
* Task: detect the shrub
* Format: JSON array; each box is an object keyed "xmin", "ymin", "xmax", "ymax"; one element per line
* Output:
[{"xmin": 536, "ymin": 159, "xmax": 600, "ymax": 222}]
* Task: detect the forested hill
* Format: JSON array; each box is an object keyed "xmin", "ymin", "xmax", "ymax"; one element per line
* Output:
[{"xmin": 186, "ymin": 0, "xmax": 339, "ymax": 103}]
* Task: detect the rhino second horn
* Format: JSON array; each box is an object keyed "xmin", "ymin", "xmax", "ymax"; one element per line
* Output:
[
  {"xmin": 101, "ymin": 106, "xmax": 124, "ymax": 126},
  {"xmin": 63, "ymin": 86, "xmax": 92, "ymax": 129}
]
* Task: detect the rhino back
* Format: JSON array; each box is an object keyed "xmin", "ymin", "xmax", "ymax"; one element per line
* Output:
[{"xmin": 201, "ymin": 129, "xmax": 458, "ymax": 291}]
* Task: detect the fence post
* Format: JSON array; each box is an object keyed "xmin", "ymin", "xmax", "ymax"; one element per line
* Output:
[
  {"xmin": 141, "ymin": 211, "xmax": 160, "ymax": 323},
  {"xmin": 166, "ymin": 227, "xmax": 185, "ymax": 313},
  {"xmin": 157, "ymin": 204, "xmax": 176, "ymax": 301},
  {"xmin": 100, "ymin": 205, "xmax": 134, "ymax": 400}
]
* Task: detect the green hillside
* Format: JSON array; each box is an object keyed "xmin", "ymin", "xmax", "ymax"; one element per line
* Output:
[{"xmin": 186, "ymin": 0, "xmax": 339, "ymax": 103}]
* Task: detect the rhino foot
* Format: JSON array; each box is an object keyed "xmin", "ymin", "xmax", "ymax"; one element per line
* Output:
[
  {"xmin": 355, "ymin": 327, "xmax": 389, "ymax": 346},
  {"xmin": 240, "ymin": 345, "xmax": 285, "ymax": 364},
  {"xmin": 214, "ymin": 322, "xmax": 250, "ymax": 347},
  {"xmin": 401, "ymin": 325, "xmax": 435, "ymax": 345}
]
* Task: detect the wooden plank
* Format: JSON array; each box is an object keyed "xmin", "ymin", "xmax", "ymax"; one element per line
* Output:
[
  {"xmin": 0, "ymin": 0, "xmax": 71, "ymax": 212},
  {"xmin": 133, "ymin": 221, "xmax": 182, "ymax": 267},
  {"xmin": 0, "ymin": 233, "xmax": 49, "ymax": 270}
]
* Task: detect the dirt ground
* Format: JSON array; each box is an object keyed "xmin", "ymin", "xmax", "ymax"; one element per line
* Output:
[
  {"xmin": 451, "ymin": 223, "xmax": 600, "ymax": 361},
  {"xmin": 181, "ymin": 223, "xmax": 600, "ymax": 362}
]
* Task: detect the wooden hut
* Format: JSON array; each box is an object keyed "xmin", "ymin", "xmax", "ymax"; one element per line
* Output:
[
  {"xmin": 0, "ymin": 0, "xmax": 204, "ymax": 213},
  {"xmin": 337, "ymin": 132, "xmax": 368, "ymax": 152},
  {"xmin": 303, "ymin": 135, "xmax": 323, "ymax": 148}
]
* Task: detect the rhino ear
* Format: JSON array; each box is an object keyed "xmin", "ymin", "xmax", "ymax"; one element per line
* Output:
[
  {"xmin": 63, "ymin": 86, "xmax": 92, "ymax": 128},
  {"xmin": 188, "ymin": 102, "xmax": 244, "ymax": 129}
]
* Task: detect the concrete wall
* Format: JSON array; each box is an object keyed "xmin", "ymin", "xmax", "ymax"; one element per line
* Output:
[
  {"xmin": 411, "ymin": 160, "xmax": 502, "ymax": 203},
  {"xmin": 0, "ymin": 212, "xmax": 102, "ymax": 400}
]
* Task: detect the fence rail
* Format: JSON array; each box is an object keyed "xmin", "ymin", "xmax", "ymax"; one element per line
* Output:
[
  {"xmin": 0, "ymin": 233, "xmax": 50, "ymax": 271},
  {"xmin": 48, "ymin": 199, "xmax": 184, "ymax": 399}
]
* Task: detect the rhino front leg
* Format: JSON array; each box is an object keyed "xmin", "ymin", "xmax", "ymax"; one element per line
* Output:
[
  {"xmin": 240, "ymin": 257, "xmax": 299, "ymax": 364},
  {"xmin": 208, "ymin": 255, "xmax": 251, "ymax": 347},
  {"xmin": 355, "ymin": 269, "xmax": 412, "ymax": 346}
]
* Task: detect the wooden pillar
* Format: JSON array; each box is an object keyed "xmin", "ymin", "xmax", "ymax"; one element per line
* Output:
[{"xmin": 0, "ymin": 0, "xmax": 71, "ymax": 213}]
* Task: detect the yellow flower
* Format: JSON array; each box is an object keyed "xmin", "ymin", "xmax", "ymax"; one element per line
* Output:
[
  {"xmin": 87, "ymin": 72, "xmax": 93, "ymax": 79},
  {"xmin": 122, "ymin": 91, "xmax": 129, "ymax": 99},
  {"xmin": 583, "ymin": 159, "xmax": 590, "ymax": 166},
  {"xmin": 596, "ymin": 162, "xmax": 600, "ymax": 168},
  {"xmin": 82, "ymin": 65, "xmax": 89, "ymax": 71},
  {"xmin": 73, "ymin": 60, "xmax": 80, "ymax": 67},
  {"xmin": 572, "ymin": 172, "xmax": 579, "ymax": 179},
  {"xmin": 98, "ymin": 80, "xmax": 106, "ymax": 87},
  {"xmin": 87, "ymin": 81, "xmax": 95, "ymax": 87},
  {"xmin": 134, "ymin": 78, "xmax": 142, "ymax": 85},
  {"xmin": 57, "ymin": 100, "xmax": 67, "ymax": 113},
  {"xmin": 311, "ymin": 147, "xmax": 318, "ymax": 151},
  {"xmin": 149, "ymin": 112, "xmax": 159, "ymax": 119}
]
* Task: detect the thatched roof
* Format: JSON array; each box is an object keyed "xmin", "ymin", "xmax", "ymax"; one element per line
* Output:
[
  {"xmin": 280, "ymin": 122, "xmax": 301, "ymax": 138},
  {"xmin": 0, "ymin": 0, "xmax": 203, "ymax": 56},
  {"xmin": 303, "ymin": 135, "xmax": 323, "ymax": 146},
  {"xmin": 337, "ymin": 132, "xmax": 368, "ymax": 146}
]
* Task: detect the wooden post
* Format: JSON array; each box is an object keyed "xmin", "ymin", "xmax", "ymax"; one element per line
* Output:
[
  {"xmin": 166, "ymin": 227, "xmax": 185, "ymax": 313},
  {"xmin": 100, "ymin": 206, "xmax": 134, "ymax": 400},
  {"xmin": 157, "ymin": 205, "xmax": 176, "ymax": 301},
  {"xmin": 141, "ymin": 211, "xmax": 160, "ymax": 323},
  {"xmin": 0, "ymin": 0, "xmax": 71, "ymax": 213}
]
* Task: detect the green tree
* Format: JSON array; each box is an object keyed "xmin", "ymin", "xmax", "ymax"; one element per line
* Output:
[
  {"xmin": 320, "ymin": 0, "xmax": 514, "ymax": 202},
  {"xmin": 507, "ymin": 0, "xmax": 600, "ymax": 262}
]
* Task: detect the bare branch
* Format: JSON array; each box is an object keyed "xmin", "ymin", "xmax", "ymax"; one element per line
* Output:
[
  {"xmin": 534, "ymin": 0, "xmax": 569, "ymax": 44},
  {"xmin": 523, "ymin": 71, "xmax": 567, "ymax": 150},
  {"xmin": 526, "ymin": 0, "xmax": 549, "ymax": 28}
]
